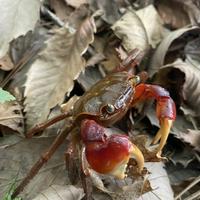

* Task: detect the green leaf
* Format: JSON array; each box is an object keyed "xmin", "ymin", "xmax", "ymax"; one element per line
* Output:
[{"xmin": 0, "ymin": 88, "xmax": 15, "ymax": 103}]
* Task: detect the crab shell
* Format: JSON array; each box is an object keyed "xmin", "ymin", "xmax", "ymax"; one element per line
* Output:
[{"xmin": 73, "ymin": 71, "xmax": 140, "ymax": 126}]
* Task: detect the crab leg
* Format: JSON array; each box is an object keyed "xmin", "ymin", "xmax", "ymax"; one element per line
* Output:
[{"xmin": 131, "ymin": 83, "xmax": 176, "ymax": 157}]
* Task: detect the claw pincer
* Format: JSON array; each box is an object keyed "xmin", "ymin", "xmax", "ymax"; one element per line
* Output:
[
  {"xmin": 81, "ymin": 119, "xmax": 144, "ymax": 179},
  {"xmin": 132, "ymin": 84, "xmax": 176, "ymax": 157}
]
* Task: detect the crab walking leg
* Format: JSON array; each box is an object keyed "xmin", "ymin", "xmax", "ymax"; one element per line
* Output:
[{"xmin": 132, "ymin": 84, "xmax": 176, "ymax": 156}]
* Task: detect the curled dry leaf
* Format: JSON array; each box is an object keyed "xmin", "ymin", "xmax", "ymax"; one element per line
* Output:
[
  {"xmin": 88, "ymin": 0, "xmax": 121, "ymax": 24},
  {"xmin": 0, "ymin": 0, "xmax": 40, "ymax": 58},
  {"xmin": 0, "ymin": 54, "xmax": 14, "ymax": 71},
  {"xmin": 149, "ymin": 26, "xmax": 200, "ymax": 76},
  {"xmin": 154, "ymin": 59, "xmax": 200, "ymax": 116},
  {"xmin": 111, "ymin": 10, "xmax": 149, "ymax": 53},
  {"xmin": 33, "ymin": 185, "xmax": 84, "ymax": 200},
  {"xmin": 154, "ymin": 0, "xmax": 190, "ymax": 29},
  {"xmin": 0, "ymin": 101, "xmax": 24, "ymax": 135},
  {"xmin": 136, "ymin": 5, "xmax": 167, "ymax": 48},
  {"xmin": 49, "ymin": 0, "xmax": 73, "ymax": 22},
  {"xmin": 24, "ymin": 15, "xmax": 96, "ymax": 129}
]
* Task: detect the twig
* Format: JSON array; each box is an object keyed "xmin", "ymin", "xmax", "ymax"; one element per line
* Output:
[
  {"xmin": 175, "ymin": 176, "xmax": 200, "ymax": 200},
  {"xmin": 40, "ymin": 5, "xmax": 64, "ymax": 27},
  {"xmin": 184, "ymin": 190, "xmax": 200, "ymax": 200}
]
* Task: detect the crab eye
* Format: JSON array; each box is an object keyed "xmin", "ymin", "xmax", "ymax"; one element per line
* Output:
[
  {"xmin": 105, "ymin": 104, "xmax": 115, "ymax": 114},
  {"xmin": 129, "ymin": 75, "xmax": 141, "ymax": 85}
]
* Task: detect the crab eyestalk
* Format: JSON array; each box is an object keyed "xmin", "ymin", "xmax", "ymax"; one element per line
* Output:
[{"xmin": 81, "ymin": 119, "xmax": 144, "ymax": 179}]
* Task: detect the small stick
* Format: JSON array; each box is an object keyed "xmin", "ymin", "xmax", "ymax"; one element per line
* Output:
[
  {"xmin": 26, "ymin": 111, "xmax": 72, "ymax": 138},
  {"xmin": 12, "ymin": 123, "xmax": 75, "ymax": 198},
  {"xmin": 175, "ymin": 176, "xmax": 200, "ymax": 200}
]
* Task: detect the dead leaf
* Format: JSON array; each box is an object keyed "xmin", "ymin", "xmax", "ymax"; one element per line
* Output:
[
  {"xmin": 77, "ymin": 66, "xmax": 103, "ymax": 91},
  {"xmin": 0, "ymin": 54, "xmax": 14, "ymax": 71},
  {"xmin": 138, "ymin": 163, "xmax": 174, "ymax": 200},
  {"xmin": 149, "ymin": 27, "xmax": 200, "ymax": 76},
  {"xmin": 24, "ymin": 15, "xmax": 96, "ymax": 129},
  {"xmin": 88, "ymin": 0, "xmax": 121, "ymax": 24},
  {"xmin": 136, "ymin": 5, "xmax": 167, "ymax": 48},
  {"xmin": 0, "ymin": 101, "xmax": 24, "ymax": 135},
  {"xmin": 112, "ymin": 10, "xmax": 149, "ymax": 53},
  {"xmin": 154, "ymin": 0, "xmax": 190, "ymax": 29},
  {"xmin": 178, "ymin": 129, "xmax": 200, "ymax": 152},
  {"xmin": 0, "ymin": 0, "xmax": 40, "ymax": 58},
  {"xmin": 33, "ymin": 185, "xmax": 84, "ymax": 200},
  {"xmin": 0, "ymin": 135, "xmax": 68, "ymax": 200},
  {"xmin": 154, "ymin": 59, "xmax": 200, "ymax": 116},
  {"xmin": 65, "ymin": 0, "xmax": 87, "ymax": 8},
  {"xmin": 166, "ymin": 159, "xmax": 200, "ymax": 186},
  {"xmin": 49, "ymin": 0, "xmax": 73, "ymax": 22}
]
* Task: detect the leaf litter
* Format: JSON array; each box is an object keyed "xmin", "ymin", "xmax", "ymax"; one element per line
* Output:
[{"xmin": 0, "ymin": 0, "xmax": 200, "ymax": 200}]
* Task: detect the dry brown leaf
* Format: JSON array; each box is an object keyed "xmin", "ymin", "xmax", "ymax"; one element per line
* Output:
[
  {"xmin": 49, "ymin": 0, "xmax": 73, "ymax": 21},
  {"xmin": 138, "ymin": 163, "xmax": 174, "ymax": 200},
  {"xmin": 0, "ymin": 135, "xmax": 68, "ymax": 199},
  {"xmin": 0, "ymin": 101, "xmax": 24, "ymax": 135},
  {"xmin": 77, "ymin": 66, "xmax": 103, "ymax": 91},
  {"xmin": 88, "ymin": 0, "xmax": 120, "ymax": 24},
  {"xmin": 111, "ymin": 10, "xmax": 149, "ymax": 53},
  {"xmin": 136, "ymin": 5, "xmax": 167, "ymax": 48},
  {"xmin": 24, "ymin": 15, "xmax": 96, "ymax": 129},
  {"xmin": 0, "ymin": 54, "xmax": 14, "ymax": 71},
  {"xmin": 178, "ymin": 129, "xmax": 200, "ymax": 152},
  {"xmin": 155, "ymin": 59, "xmax": 200, "ymax": 116},
  {"xmin": 154, "ymin": 0, "xmax": 190, "ymax": 29},
  {"xmin": 149, "ymin": 27, "xmax": 200, "ymax": 76},
  {"xmin": 33, "ymin": 185, "xmax": 84, "ymax": 200},
  {"xmin": 0, "ymin": 0, "xmax": 40, "ymax": 58},
  {"xmin": 65, "ymin": 0, "xmax": 86, "ymax": 8}
]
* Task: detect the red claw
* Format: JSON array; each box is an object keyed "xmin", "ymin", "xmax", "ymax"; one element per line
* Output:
[
  {"xmin": 81, "ymin": 120, "xmax": 144, "ymax": 179},
  {"xmin": 132, "ymin": 83, "xmax": 176, "ymax": 157}
]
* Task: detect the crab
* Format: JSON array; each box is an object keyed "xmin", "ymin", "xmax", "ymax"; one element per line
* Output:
[{"xmin": 12, "ymin": 49, "xmax": 176, "ymax": 198}]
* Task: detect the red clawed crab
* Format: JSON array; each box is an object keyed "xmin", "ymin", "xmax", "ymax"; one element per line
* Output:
[{"xmin": 12, "ymin": 50, "xmax": 176, "ymax": 198}]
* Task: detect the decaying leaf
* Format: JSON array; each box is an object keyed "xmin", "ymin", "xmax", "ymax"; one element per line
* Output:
[
  {"xmin": 154, "ymin": 59, "xmax": 200, "ymax": 116},
  {"xmin": 138, "ymin": 163, "xmax": 174, "ymax": 200},
  {"xmin": 136, "ymin": 5, "xmax": 167, "ymax": 48},
  {"xmin": 149, "ymin": 26, "xmax": 200, "ymax": 76},
  {"xmin": 178, "ymin": 129, "xmax": 200, "ymax": 152},
  {"xmin": 33, "ymin": 185, "xmax": 84, "ymax": 200},
  {"xmin": 0, "ymin": 101, "xmax": 24, "ymax": 135},
  {"xmin": 111, "ymin": 10, "xmax": 149, "ymax": 53},
  {"xmin": 0, "ymin": 0, "xmax": 40, "ymax": 58},
  {"xmin": 0, "ymin": 135, "xmax": 68, "ymax": 200},
  {"xmin": 154, "ymin": 0, "xmax": 190, "ymax": 29},
  {"xmin": 49, "ymin": 0, "xmax": 73, "ymax": 22},
  {"xmin": 24, "ymin": 15, "xmax": 96, "ymax": 129},
  {"xmin": 0, "ymin": 54, "xmax": 14, "ymax": 71},
  {"xmin": 88, "ymin": 0, "xmax": 121, "ymax": 24},
  {"xmin": 65, "ymin": 0, "xmax": 87, "ymax": 8}
]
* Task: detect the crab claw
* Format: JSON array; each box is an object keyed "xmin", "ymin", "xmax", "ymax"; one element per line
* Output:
[
  {"xmin": 151, "ymin": 118, "xmax": 173, "ymax": 158},
  {"xmin": 81, "ymin": 119, "xmax": 144, "ymax": 179}
]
